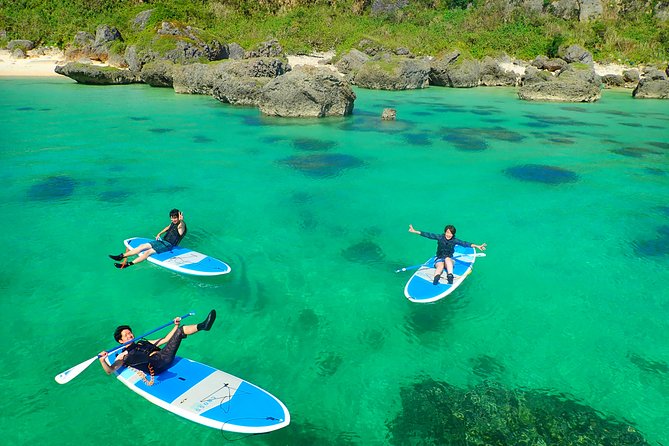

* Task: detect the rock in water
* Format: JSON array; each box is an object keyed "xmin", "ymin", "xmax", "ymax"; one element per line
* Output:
[{"xmin": 259, "ymin": 66, "xmax": 355, "ymax": 117}]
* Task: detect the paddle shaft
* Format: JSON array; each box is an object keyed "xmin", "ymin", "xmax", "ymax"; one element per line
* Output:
[
  {"xmin": 55, "ymin": 312, "xmax": 194, "ymax": 384},
  {"xmin": 103, "ymin": 312, "xmax": 194, "ymax": 356},
  {"xmin": 395, "ymin": 252, "xmax": 486, "ymax": 273}
]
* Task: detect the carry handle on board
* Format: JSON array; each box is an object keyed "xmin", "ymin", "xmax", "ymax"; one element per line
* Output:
[
  {"xmin": 394, "ymin": 251, "xmax": 487, "ymax": 273},
  {"xmin": 54, "ymin": 312, "xmax": 195, "ymax": 384}
]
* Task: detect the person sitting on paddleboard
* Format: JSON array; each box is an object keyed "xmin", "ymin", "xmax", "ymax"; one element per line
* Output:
[
  {"xmin": 108, "ymin": 208, "xmax": 187, "ymax": 269},
  {"xmin": 408, "ymin": 224, "xmax": 487, "ymax": 285},
  {"xmin": 98, "ymin": 310, "xmax": 216, "ymax": 377}
]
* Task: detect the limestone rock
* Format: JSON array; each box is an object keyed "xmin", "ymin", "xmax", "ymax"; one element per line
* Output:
[
  {"xmin": 54, "ymin": 62, "xmax": 140, "ymax": 85},
  {"xmin": 227, "ymin": 43, "xmax": 245, "ymax": 60},
  {"xmin": 259, "ymin": 66, "xmax": 355, "ymax": 118},
  {"xmin": 132, "ymin": 10, "xmax": 154, "ymax": 31},
  {"xmin": 480, "ymin": 57, "xmax": 519, "ymax": 86},
  {"xmin": 335, "ymin": 49, "xmax": 370, "ymax": 76},
  {"xmin": 381, "ymin": 108, "xmax": 397, "ymax": 120},
  {"xmin": 245, "ymin": 39, "xmax": 284, "ymax": 58},
  {"xmin": 430, "ymin": 57, "xmax": 481, "ymax": 88},
  {"xmin": 354, "ymin": 55, "xmax": 430, "ymax": 90},
  {"xmin": 601, "ymin": 74, "xmax": 625, "ymax": 87},
  {"xmin": 633, "ymin": 79, "xmax": 669, "ymax": 99},
  {"xmin": 140, "ymin": 60, "xmax": 176, "ymax": 87},
  {"xmin": 7, "ymin": 39, "xmax": 35, "ymax": 51},
  {"xmin": 559, "ymin": 44, "xmax": 593, "ymax": 66},
  {"xmin": 518, "ymin": 80, "xmax": 601, "ymax": 102},
  {"xmin": 212, "ymin": 74, "xmax": 271, "ymax": 106}
]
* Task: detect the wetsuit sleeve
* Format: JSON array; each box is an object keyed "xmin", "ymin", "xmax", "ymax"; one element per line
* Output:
[
  {"xmin": 419, "ymin": 231, "xmax": 441, "ymax": 240},
  {"xmin": 453, "ymin": 238, "xmax": 472, "ymax": 248}
]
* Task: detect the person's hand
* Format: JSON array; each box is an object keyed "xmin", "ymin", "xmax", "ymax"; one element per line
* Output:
[
  {"xmin": 476, "ymin": 243, "xmax": 487, "ymax": 251},
  {"xmin": 155, "ymin": 234, "xmax": 161, "ymax": 240},
  {"xmin": 99, "ymin": 351, "xmax": 108, "ymax": 360},
  {"xmin": 178, "ymin": 211, "xmax": 184, "ymax": 221},
  {"xmin": 408, "ymin": 224, "xmax": 419, "ymax": 234},
  {"xmin": 174, "ymin": 317, "xmax": 181, "ymax": 325}
]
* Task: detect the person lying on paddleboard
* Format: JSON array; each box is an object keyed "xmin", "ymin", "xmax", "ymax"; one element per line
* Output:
[
  {"xmin": 108, "ymin": 208, "xmax": 187, "ymax": 269},
  {"xmin": 98, "ymin": 310, "xmax": 216, "ymax": 377},
  {"xmin": 408, "ymin": 224, "xmax": 487, "ymax": 285}
]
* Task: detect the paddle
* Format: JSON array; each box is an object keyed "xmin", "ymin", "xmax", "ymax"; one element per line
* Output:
[
  {"xmin": 55, "ymin": 312, "xmax": 195, "ymax": 385},
  {"xmin": 394, "ymin": 252, "xmax": 487, "ymax": 273}
]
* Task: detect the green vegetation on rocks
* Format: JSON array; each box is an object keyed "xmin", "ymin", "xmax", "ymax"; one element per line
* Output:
[{"xmin": 1, "ymin": 0, "xmax": 667, "ymax": 64}]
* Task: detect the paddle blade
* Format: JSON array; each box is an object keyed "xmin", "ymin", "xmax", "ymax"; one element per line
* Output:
[{"xmin": 55, "ymin": 356, "xmax": 98, "ymax": 384}]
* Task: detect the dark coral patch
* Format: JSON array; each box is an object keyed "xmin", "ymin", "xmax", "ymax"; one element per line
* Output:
[
  {"xmin": 504, "ymin": 164, "xmax": 578, "ymax": 184},
  {"xmin": 610, "ymin": 146, "xmax": 661, "ymax": 158},
  {"xmin": 341, "ymin": 240, "xmax": 385, "ymax": 265},
  {"xmin": 470, "ymin": 354, "xmax": 506, "ymax": 378},
  {"xmin": 16, "ymin": 106, "xmax": 35, "ymax": 111},
  {"xmin": 387, "ymin": 379, "xmax": 650, "ymax": 446},
  {"xmin": 602, "ymin": 109, "xmax": 633, "ymax": 117},
  {"xmin": 316, "ymin": 351, "xmax": 343, "ymax": 377},
  {"xmin": 648, "ymin": 141, "xmax": 669, "ymax": 150},
  {"xmin": 480, "ymin": 127, "xmax": 525, "ymax": 142},
  {"xmin": 291, "ymin": 191, "xmax": 313, "ymax": 204},
  {"xmin": 280, "ymin": 153, "xmax": 364, "ymax": 178},
  {"xmin": 98, "ymin": 189, "xmax": 131, "ymax": 202},
  {"xmin": 442, "ymin": 128, "xmax": 488, "ymax": 151},
  {"xmin": 548, "ymin": 137, "xmax": 575, "ymax": 144},
  {"xmin": 359, "ymin": 328, "xmax": 386, "ymax": 351},
  {"xmin": 27, "ymin": 175, "xmax": 76, "ymax": 201},
  {"xmin": 404, "ymin": 306, "xmax": 448, "ymax": 337},
  {"xmin": 148, "ymin": 128, "xmax": 174, "ymax": 133},
  {"xmin": 628, "ymin": 352, "xmax": 669, "ymax": 375},
  {"xmin": 129, "ymin": 116, "xmax": 150, "ymax": 121},
  {"xmin": 620, "ymin": 122, "xmax": 643, "ymax": 128},
  {"xmin": 297, "ymin": 308, "xmax": 319, "ymax": 331},
  {"xmin": 560, "ymin": 106, "xmax": 590, "ymax": 113},
  {"xmin": 645, "ymin": 167, "xmax": 666, "ymax": 176},
  {"xmin": 633, "ymin": 225, "xmax": 669, "ymax": 257},
  {"xmin": 523, "ymin": 114, "xmax": 598, "ymax": 127},
  {"xmin": 293, "ymin": 138, "xmax": 337, "ymax": 151},
  {"xmin": 192, "ymin": 135, "xmax": 214, "ymax": 144},
  {"xmin": 403, "ymin": 132, "xmax": 432, "ymax": 146}
]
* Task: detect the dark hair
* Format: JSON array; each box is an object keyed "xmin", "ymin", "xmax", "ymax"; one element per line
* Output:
[
  {"xmin": 444, "ymin": 225, "xmax": 456, "ymax": 235},
  {"xmin": 169, "ymin": 209, "xmax": 180, "ymax": 218},
  {"xmin": 114, "ymin": 325, "xmax": 132, "ymax": 342}
]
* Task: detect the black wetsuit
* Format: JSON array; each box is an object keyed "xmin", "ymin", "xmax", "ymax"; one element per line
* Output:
[
  {"xmin": 163, "ymin": 222, "xmax": 187, "ymax": 246},
  {"xmin": 123, "ymin": 327, "xmax": 186, "ymax": 375},
  {"xmin": 419, "ymin": 231, "xmax": 471, "ymax": 260}
]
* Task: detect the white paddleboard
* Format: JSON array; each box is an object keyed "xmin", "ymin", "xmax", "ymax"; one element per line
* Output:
[
  {"xmin": 124, "ymin": 237, "xmax": 231, "ymax": 276},
  {"xmin": 106, "ymin": 352, "xmax": 290, "ymax": 433},
  {"xmin": 404, "ymin": 246, "xmax": 480, "ymax": 303}
]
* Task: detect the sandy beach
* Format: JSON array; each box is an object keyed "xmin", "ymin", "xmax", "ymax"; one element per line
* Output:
[
  {"xmin": 0, "ymin": 49, "xmax": 66, "ymax": 77},
  {"xmin": 0, "ymin": 48, "xmax": 634, "ymax": 79}
]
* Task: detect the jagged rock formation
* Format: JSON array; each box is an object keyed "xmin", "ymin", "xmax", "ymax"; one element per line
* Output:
[
  {"xmin": 258, "ymin": 65, "xmax": 355, "ymax": 117},
  {"xmin": 54, "ymin": 62, "xmax": 140, "ymax": 84}
]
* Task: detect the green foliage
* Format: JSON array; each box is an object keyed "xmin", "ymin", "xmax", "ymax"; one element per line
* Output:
[
  {"xmin": 547, "ymin": 35, "xmax": 564, "ymax": 58},
  {"xmin": 0, "ymin": 0, "xmax": 666, "ymax": 64}
]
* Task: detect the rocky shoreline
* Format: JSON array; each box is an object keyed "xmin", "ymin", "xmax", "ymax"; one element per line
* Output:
[{"xmin": 3, "ymin": 12, "xmax": 669, "ymax": 117}]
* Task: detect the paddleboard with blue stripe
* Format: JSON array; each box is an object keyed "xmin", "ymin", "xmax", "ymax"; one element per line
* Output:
[
  {"xmin": 124, "ymin": 237, "xmax": 231, "ymax": 276},
  {"xmin": 404, "ymin": 245, "xmax": 479, "ymax": 303},
  {"xmin": 106, "ymin": 352, "xmax": 290, "ymax": 433}
]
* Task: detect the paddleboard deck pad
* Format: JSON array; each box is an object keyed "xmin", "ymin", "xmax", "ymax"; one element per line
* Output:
[
  {"xmin": 124, "ymin": 237, "xmax": 231, "ymax": 276},
  {"xmin": 404, "ymin": 246, "xmax": 478, "ymax": 303},
  {"xmin": 106, "ymin": 353, "xmax": 290, "ymax": 433}
]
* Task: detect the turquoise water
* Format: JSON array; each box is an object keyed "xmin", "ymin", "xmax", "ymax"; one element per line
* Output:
[{"xmin": 1, "ymin": 77, "xmax": 668, "ymax": 444}]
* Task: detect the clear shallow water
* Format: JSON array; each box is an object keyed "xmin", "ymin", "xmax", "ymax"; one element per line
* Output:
[{"xmin": 1, "ymin": 77, "xmax": 668, "ymax": 444}]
